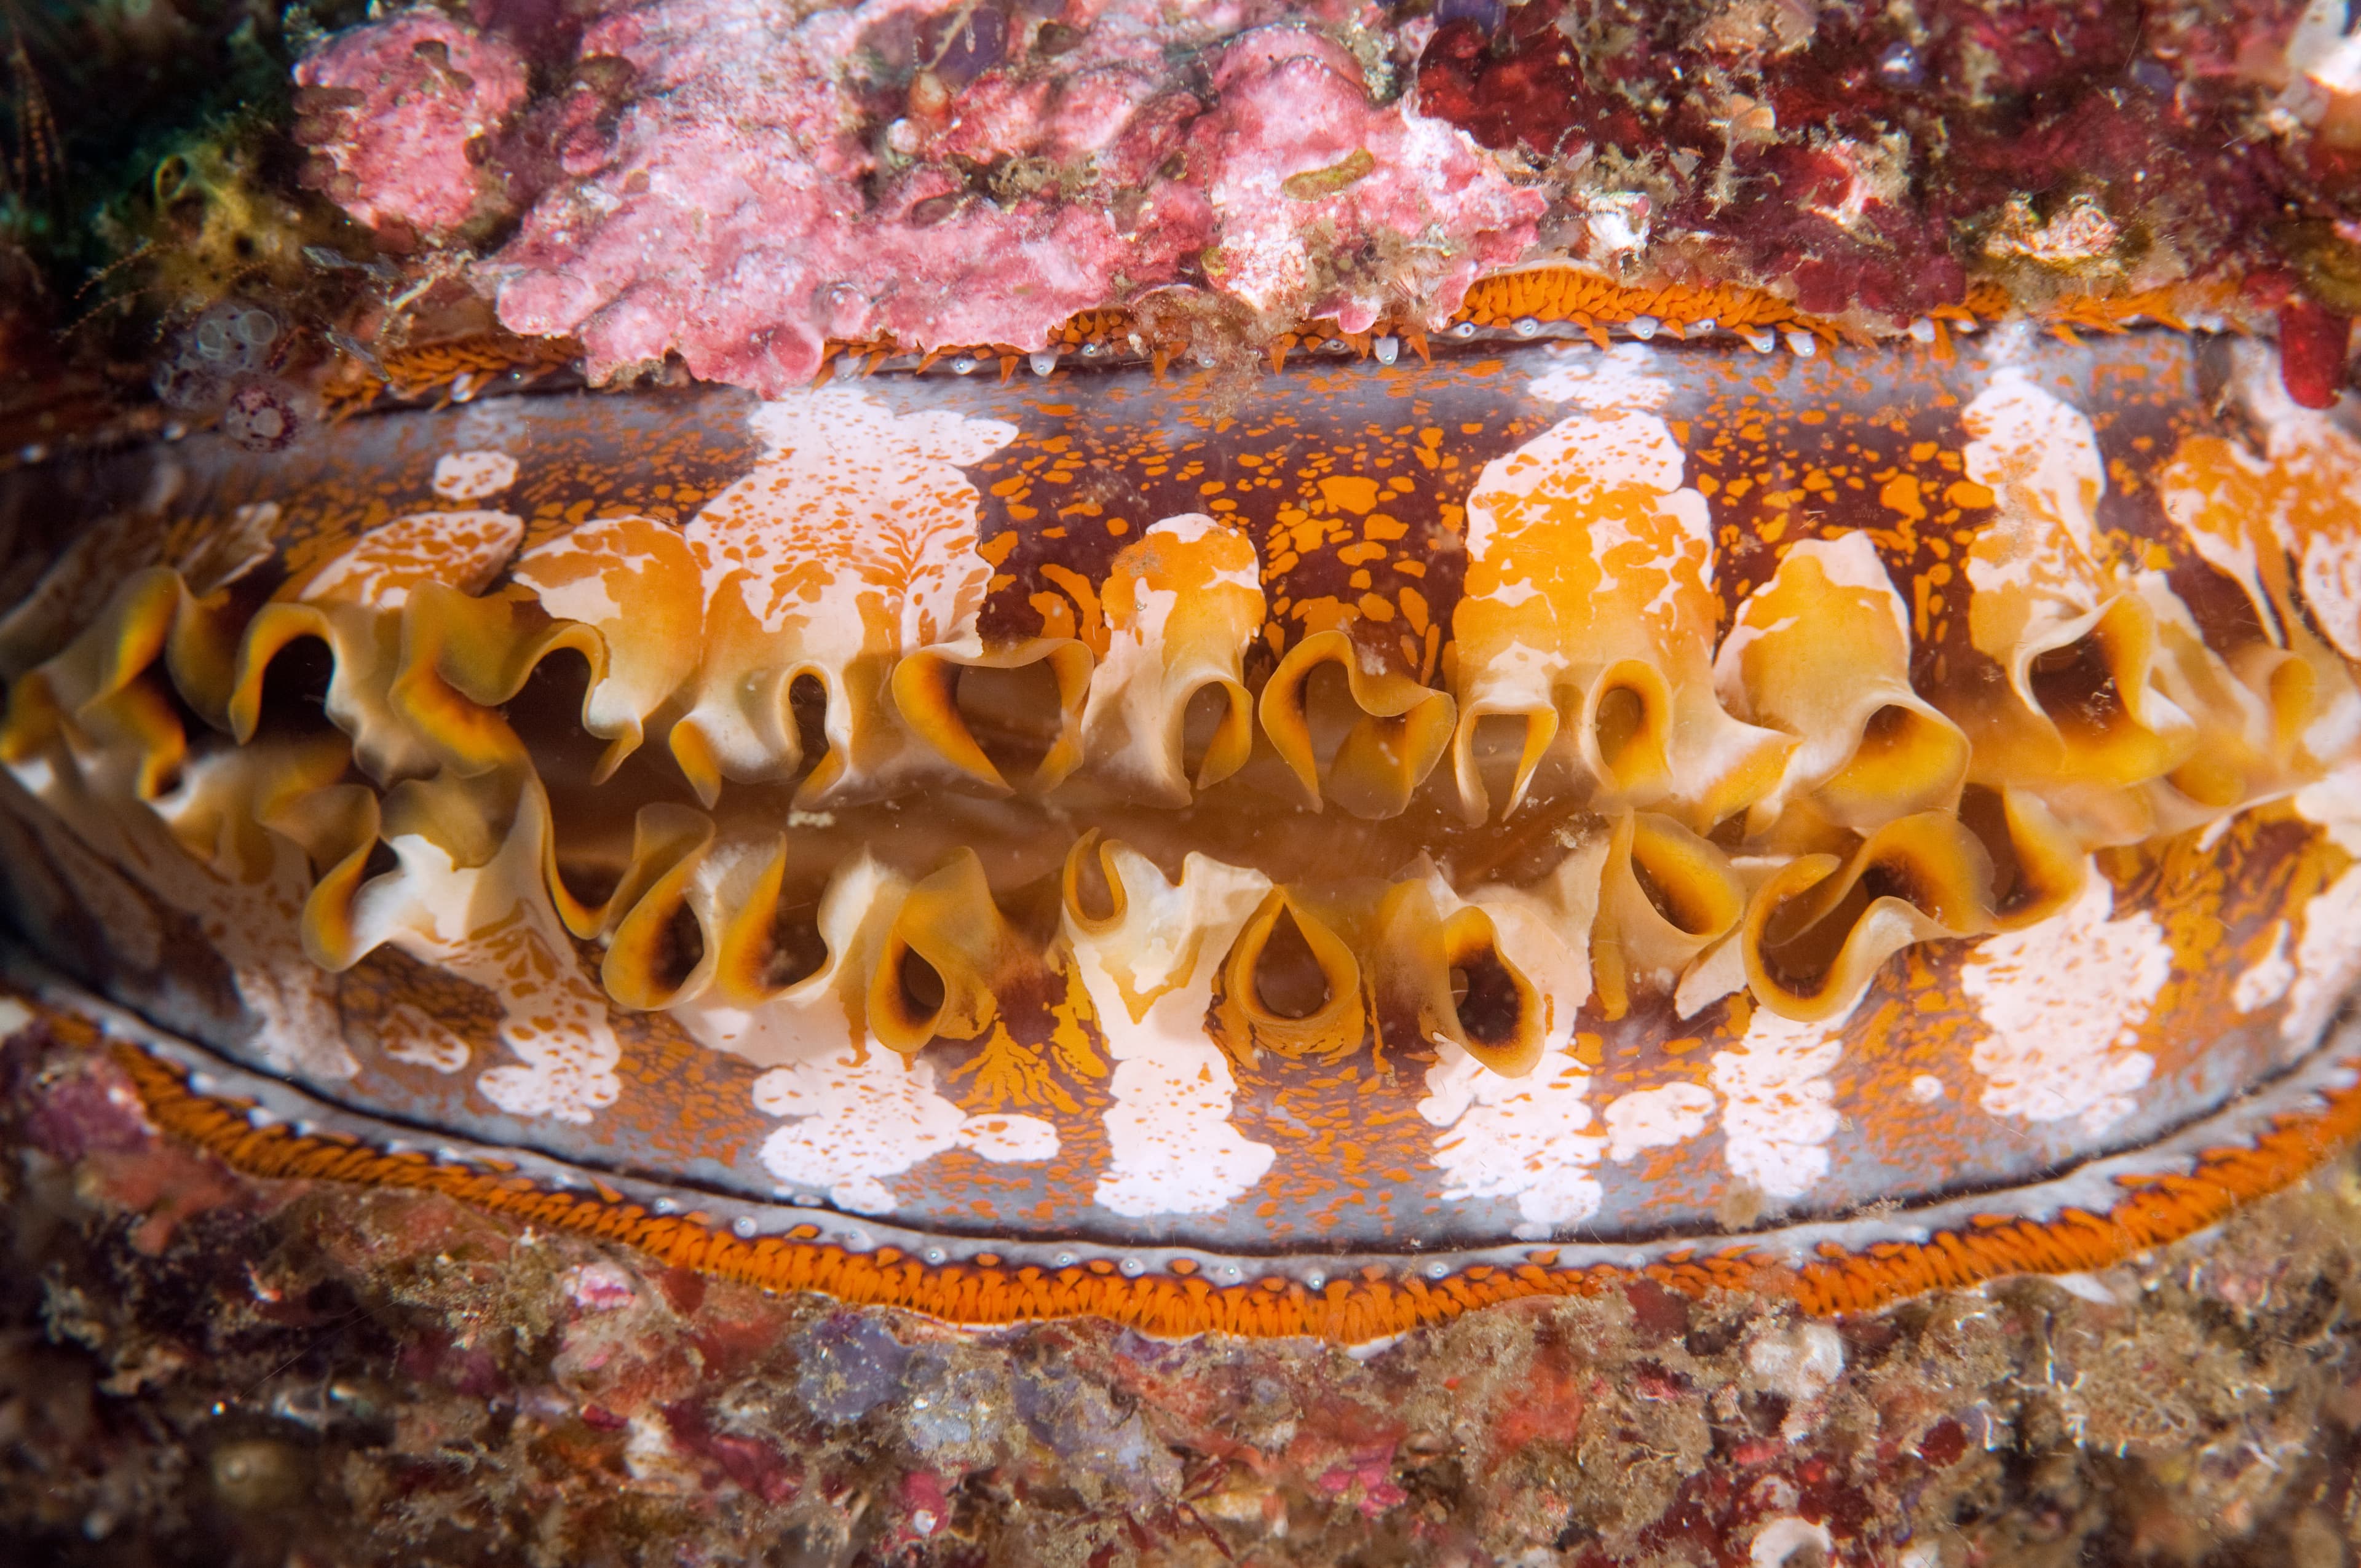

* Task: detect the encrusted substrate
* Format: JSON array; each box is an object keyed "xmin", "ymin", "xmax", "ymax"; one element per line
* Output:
[
  {"xmin": 262, "ymin": 0, "xmax": 2361, "ymax": 400},
  {"xmin": 7, "ymin": 1010, "xmax": 2361, "ymax": 1564}
]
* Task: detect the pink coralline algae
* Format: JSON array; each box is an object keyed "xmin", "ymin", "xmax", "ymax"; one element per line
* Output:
[
  {"xmin": 1192, "ymin": 29, "xmax": 1544, "ymax": 335},
  {"xmin": 488, "ymin": 0, "xmax": 1201, "ymax": 392},
  {"xmin": 292, "ymin": 9, "xmax": 530, "ymax": 239},
  {"xmin": 309, "ymin": 0, "xmax": 1541, "ymax": 394}
]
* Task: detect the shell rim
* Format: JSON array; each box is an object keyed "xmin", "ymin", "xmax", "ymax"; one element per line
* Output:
[{"xmin": 12, "ymin": 952, "xmax": 2358, "ymax": 1342}]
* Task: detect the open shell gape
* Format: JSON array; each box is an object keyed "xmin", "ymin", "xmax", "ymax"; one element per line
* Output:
[{"xmin": 5, "ymin": 303, "xmax": 2361, "ymax": 1337}]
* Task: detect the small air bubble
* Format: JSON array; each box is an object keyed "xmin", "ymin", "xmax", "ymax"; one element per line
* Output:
[{"xmin": 1436, "ymin": 0, "xmax": 1506, "ymax": 30}]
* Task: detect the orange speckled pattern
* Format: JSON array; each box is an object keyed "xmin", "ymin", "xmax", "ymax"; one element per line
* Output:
[{"xmin": 2, "ymin": 311, "xmax": 2360, "ymax": 1335}]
